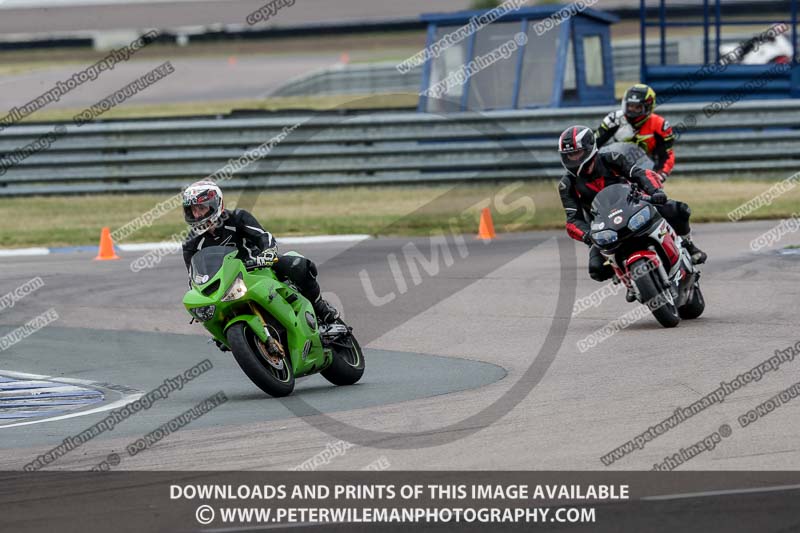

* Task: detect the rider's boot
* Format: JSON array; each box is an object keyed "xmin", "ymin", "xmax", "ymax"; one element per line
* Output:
[
  {"xmin": 682, "ymin": 235, "xmax": 707, "ymax": 265},
  {"xmin": 625, "ymin": 287, "xmax": 637, "ymax": 302},
  {"xmin": 613, "ymin": 272, "xmax": 637, "ymax": 302},
  {"xmin": 313, "ymin": 297, "xmax": 340, "ymax": 325},
  {"xmin": 212, "ymin": 339, "xmax": 230, "ymax": 352}
]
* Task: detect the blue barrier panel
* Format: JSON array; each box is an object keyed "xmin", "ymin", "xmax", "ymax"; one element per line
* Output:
[{"xmin": 641, "ymin": 0, "xmax": 797, "ymax": 101}]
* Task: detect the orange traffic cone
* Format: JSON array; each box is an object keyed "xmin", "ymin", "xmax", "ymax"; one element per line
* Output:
[
  {"xmin": 94, "ymin": 227, "xmax": 120, "ymax": 260},
  {"xmin": 477, "ymin": 207, "xmax": 496, "ymax": 240}
]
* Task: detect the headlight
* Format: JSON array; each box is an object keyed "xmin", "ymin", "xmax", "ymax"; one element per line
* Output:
[
  {"xmin": 628, "ymin": 207, "xmax": 652, "ymax": 231},
  {"xmin": 221, "ymin": 273, "xmax": 247, "ymax": 302},
  {"xmin": 190, "ymin": 305, "xmax": 216, "ymax": 322},
  {"xmin": 592, "ymin": 230, "xmax": 618, "ymax": 246}
]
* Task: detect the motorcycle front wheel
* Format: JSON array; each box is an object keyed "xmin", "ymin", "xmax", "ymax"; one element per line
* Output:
[
  {"xmin": 631, "ymin": 258, "xmax": 681, "ymax": 328},
  {"xmin": 227, "ymin": 322, "xmax": 295, "ymax": 397}
]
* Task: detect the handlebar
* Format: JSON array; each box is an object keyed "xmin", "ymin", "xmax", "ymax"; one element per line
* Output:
[
  {"xmin": 244, "ymin": 256, "xmax": 279, "ymax": 270},
  {"xmin": 627, "ymin": 183, "xmax": 656, "ymax": 204},
  {"xmin": 627, "ymin": 183, "xmax": 644, "ymax": 202}
]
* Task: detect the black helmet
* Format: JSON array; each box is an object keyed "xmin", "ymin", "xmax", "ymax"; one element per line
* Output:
[
  {"xmin": 622, "ymin": 84, "xmax": 656, "ymax": 127},
  {"xmin": 558, "ymin": 125, "xmax": 597, "ymax": 177},
  {"xmin": 182, "ymin": 180, "xmax": 224, "ymax": 235}
]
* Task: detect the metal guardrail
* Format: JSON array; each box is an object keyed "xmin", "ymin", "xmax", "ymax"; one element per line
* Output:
[
  {"xmin": 270, "ymin": 41, "xmax": 679, "ymax": 98},
  {"xmin": 614, "ymin": 41, "xmax": 679, "ymax": 81},
  {"xmin": 270, "ymin": 62, "xmax": 423, "ymax": 97},
  {"xmin": 0, "ymin": 100, "xmax": 797, "ymax": 197}
]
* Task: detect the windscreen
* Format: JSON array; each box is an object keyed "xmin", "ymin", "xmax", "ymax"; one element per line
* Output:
[
  {"xmin": 190, "ymin": 246, "xmax": 236, "ymax": 282},
  {"xmin": 590, "ymin": 183, "xmax": 631, "ymax": 218}
]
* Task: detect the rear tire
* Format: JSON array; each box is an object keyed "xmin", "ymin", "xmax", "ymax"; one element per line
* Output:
[
  {"xmin": 679, "ymin": 283, "xmax": 705, "ymax": 319},
  {"xmin": 227, "ymin": 322, "xmax": 295, "ymax": 397},
  {"xmin": 321, "ymin": 332, "xmax": 365, "ymax": 386},
  {"xmin": 631, "ymin": 259, "xmax": 681, "ymax": 328}
]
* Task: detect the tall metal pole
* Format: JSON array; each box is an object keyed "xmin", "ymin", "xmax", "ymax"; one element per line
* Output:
[
  {"xmin": 659, "ymin": 0, "xmax": 666, "ymax": 65},
  {"xmin": 715, "ymin": 0, "xmax": 722, "ymax": 62},
  {"xmin": 640, "ymin": 0, "xmax": 646, "ymax": 81},
  {"xmin": 703, "ymin": 0, "xmax": 710, "ymax": 64},
  {"xmin": 792, "ymin": 0, "xmax": 798, "ymax": 65}
]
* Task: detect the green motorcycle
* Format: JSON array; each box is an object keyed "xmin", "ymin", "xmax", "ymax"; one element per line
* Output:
[{"xmin": 183, "ymin": 246, "xmax": 364, "ymax": 397}]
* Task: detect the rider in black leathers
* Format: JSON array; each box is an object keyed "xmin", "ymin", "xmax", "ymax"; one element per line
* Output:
[{"xmin": 181, "ymin": 180, "xmax": 339, "ymax": 325}]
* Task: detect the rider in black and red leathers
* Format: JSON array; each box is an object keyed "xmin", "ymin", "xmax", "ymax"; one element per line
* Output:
[{"xmin": 557, "ymin": 125, "xmax": 706, "ymax": 283}]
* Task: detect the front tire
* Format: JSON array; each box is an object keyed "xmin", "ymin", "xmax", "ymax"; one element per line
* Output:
[
  {"xmin": 227, "ymin": 322, "xmax": 295, "ymax": 397},
  {"xmin": 321, "ymin": 333, "xmax": 365, "ymax": 386},
  {"xmin": 631, "ymin": 259, "xmax": 681, "ymax": 328}
]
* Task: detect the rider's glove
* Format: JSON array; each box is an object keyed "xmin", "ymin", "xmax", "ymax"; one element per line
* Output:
[
  {"xmin": 582, "ymin": 232, "xmax": 593, "ymax": 246},
  {"xmin": 254, "ymin": 247, "xmax": 278, "ymax": 267},
  {"xmin": 650, "ymin": 190, "xmax": 668, "ymax": 205},
  {"xmin": 656, "ymin": 170, "xmax": 669, "ymax": 183}
]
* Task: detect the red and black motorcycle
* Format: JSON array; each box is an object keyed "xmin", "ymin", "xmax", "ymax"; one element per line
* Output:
[{"xmin": 589, "ymin": 183, "xmax": 705, "ymax": 328}]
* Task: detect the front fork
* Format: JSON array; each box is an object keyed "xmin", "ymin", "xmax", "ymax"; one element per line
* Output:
[
  {"xmin": 224, "ymin": 310, "xmax": 282, "ymax": 357},
  {"xmin": 608, "ymin": 248, "xmax": 674, "ymax": 304}
]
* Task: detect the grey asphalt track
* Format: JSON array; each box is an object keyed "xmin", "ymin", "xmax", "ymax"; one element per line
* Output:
[
  {"xmin": 0, "ymin": 326, "xmax": 505, "ymax": 450},
  {"xmin": 0, "ymin": 220, "xmax": 798, "ymax": 473},
  {"xmin": 0, "ymin": 1, "xmax": 444, "ymax": 111},
  {"xmin": 0, "ymin": 55, "xmax": 344, "ymax": 112},
  {"xmin": 0, "ymin": 0, "xmax": 473, "ymax": 35}
]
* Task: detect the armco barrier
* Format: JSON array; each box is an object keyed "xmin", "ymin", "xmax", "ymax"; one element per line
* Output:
[
  {"xmin": 0, "ymin": 99, "xmax": 797, "ymax": 197},
  {"xmin": 269, "ymin": 42, "xmax": 679, "ymax": 98}
]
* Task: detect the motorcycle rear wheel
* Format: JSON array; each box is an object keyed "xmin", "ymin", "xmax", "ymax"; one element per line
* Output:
[
  {"xmin": 227, "ymin": 322, "xmax": 295, "ymax": 397},
  {"xmin": 321, "ymin": 327, "xmax": 365, "ymax": 386},
  {"xmin": 679, "ymin": 282, "xmax": 705, "ymax": 320}
]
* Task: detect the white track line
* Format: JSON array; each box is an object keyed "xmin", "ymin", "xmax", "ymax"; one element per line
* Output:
[
  {"xmin": 642, "ymin": 483, "xmax": 800, "ymax": 501},
  {"xmin": 201, "ymin": 484, "xmax": 800, "ymax": 532},
  {"xmin": 0, "ymin": 369, "xmax": 142, "ymax": 429},
  {"xmin": 0, "ymin": 247, "xmax": 50, "ymax": 257},
  {"xmin": 117, "ymin": 235, "xmax": 372, "ymax": 252},
  {"xmin": 0, "ymin": 235, "xmax": 372, "ymax": 256}
]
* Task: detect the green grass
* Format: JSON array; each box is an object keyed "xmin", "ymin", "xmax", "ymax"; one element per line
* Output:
[{"xmin": 2, "ymin": 179, "xmax": 799, "ymax": 248}]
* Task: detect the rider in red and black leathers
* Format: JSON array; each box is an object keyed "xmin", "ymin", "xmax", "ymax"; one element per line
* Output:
[
  {"xmin": 558, "ymin": 125, "xmax": 706, "ymax": 282},
  {"xmin": 595, "ymin": 84, "xmax": 675, "ymax": 182}
]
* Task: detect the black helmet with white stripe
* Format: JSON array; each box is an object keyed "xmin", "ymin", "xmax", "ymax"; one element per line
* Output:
[
  {"xmin": 558, "ymin": 125, "xmax": 597, "ymax": 177},
  {"xmin": 182, "ymin": 180, "xmax": 224, "ymax": 235},
  {"xmin": 622, "ymin": 84, "xmax": 656, "ymax": 127}
]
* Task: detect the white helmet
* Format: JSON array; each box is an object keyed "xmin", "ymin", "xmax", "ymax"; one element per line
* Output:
[{"xmin": 182, "ymin": 180, "xmax": 224, "ymax": 235}]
